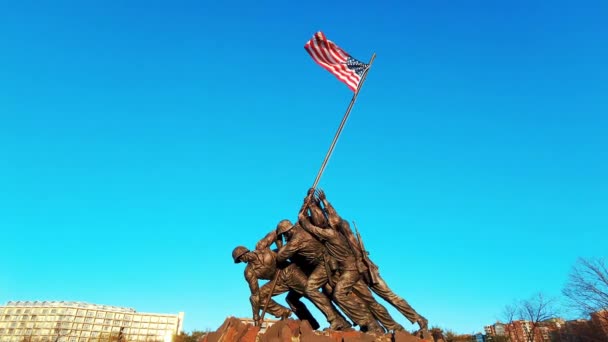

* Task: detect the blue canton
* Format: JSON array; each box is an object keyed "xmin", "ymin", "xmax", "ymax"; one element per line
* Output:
[{"xmin": 346, "ymin": 56, "xmax": 369, "ymax": 76}]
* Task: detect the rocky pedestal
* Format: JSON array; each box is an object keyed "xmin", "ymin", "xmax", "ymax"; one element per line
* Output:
[{"xmin": 202, "ymin": 317, "xmax": 436, "ymax": 342}]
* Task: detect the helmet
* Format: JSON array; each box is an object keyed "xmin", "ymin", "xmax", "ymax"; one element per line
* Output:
[
  {"xmin": 232, "ymin": 246, "xmax": 250, "ymax": 263},
  {"xmin": 276, "ymin": 219, "xmax": 294, "ymax": 235}
]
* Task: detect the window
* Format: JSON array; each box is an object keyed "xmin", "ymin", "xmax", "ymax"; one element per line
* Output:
[
  {"xmin": 105, "ymin": 312, "xmax": 114, "ymax": 319},
  {"xmin": 42, "ymin": 309, "xmax": 49, "ymax": 314},
  {"xmin": 74, "ymin": 317, "xmax": 83, "ymax": 323},
  {"xmin": 24, "ymin": 309, "xmax": 31, "ymax": 314},
  {"xmin": 96, "ymin": 312, "xmax": 104, "ymax": 318},
  {"xmin": 124, "ymin": 315, "xmax": 132, "ymax": 320},
  {"xmin": 115, "ymin": 314, "xmax": 123, "ymax": 320},
  {"xmin": 82, "ymin": 324, "xmax": 91, "ymax": 330},
  {"xmin": 141, "ymin": 323, "xmax": 149, "ymax": 329},
  {"xmin": 50, "ymin": 309, "xmax": 56, "ymax": 314},
  {"xmin": 142, "ymin": 316, "xmax": 150, "ymax": 323},
  {"xmin": 104, "ymin": 319, "xmax": 111, "ymax": 325},
  {"xmin": 103, "ymin": 325, "xmax": 110, "ymax": 331},
  {"xmin": 94, "ymin": 318, "xmax": 103, "ymax": 324},
  {"xmin": 85, "ymin": 318, "xmax": 93, "ymax": 323},
  {"xmin": 77, "ymin": 310, "xmax": 86, "ymax": 316},
  {"xmin": 86, "ymin": 312, "xmax": 95, "ymax": 318}
]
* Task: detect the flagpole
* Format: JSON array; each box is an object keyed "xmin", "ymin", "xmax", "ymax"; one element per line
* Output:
[{"xmin": 311, "ymin": 52, "xmax": 377, "ymax": 190}]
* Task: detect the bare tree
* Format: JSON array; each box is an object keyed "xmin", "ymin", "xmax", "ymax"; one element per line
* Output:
[
  {"xmin": 519, "ymin": 293, "xmax": 558, "ymax": 342},
  {"xmin": 563, "ymin": 257, "xmax": 608, "ymax": 323},
  {"xmin": 501, "ymin": 293, "xmax": 558, "ymax": 342}
]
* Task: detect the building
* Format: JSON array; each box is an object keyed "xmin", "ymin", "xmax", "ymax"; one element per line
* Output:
[{"xmin": 0, "ymin": 301, "xmax": 184, "ymax": 342}]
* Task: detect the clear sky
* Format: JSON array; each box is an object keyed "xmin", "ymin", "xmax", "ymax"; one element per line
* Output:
[{"xmin": 1, "ymin": 0, "xmax": 606, "ymax": 335}]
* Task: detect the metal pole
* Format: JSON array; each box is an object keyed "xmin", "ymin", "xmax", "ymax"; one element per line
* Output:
[
  {"xmin": 258, "ymin": 270, "xmax": 280, "ymax": 325},
  {"xmin": 311, "ymin": 52, "xmax": 377, "ymax": 190}
]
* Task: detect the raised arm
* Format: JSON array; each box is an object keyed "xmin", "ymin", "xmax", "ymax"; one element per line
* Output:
[
  {"xmin": 317, "ymin": 189, "xmax": 341, "ymax": 228},
  {"xmin": 256, "ymin": 229, "xmax": 281, "ymax": 250},
  {"xmin": 298, "ymin": 210, "xmax": 334, "ymax": 241},
  {"xmin": 276, "ymin": 236, "xmax": 300, "ymax": 263}
]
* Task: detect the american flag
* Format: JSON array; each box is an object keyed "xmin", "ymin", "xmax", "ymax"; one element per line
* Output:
[{"xmin": 304, "ymin": 31, "xmax": 369, "ymax": 92}]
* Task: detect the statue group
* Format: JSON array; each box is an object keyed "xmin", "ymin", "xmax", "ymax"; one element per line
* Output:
[{"xmin": 232, "ymin": 188, "xmax": 428, "ymax": 335}]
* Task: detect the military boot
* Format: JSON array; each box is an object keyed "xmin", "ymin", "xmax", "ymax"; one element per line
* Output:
[{"xmin": 329, "ymin": 316, "xmax": 352, "ymax": 330}]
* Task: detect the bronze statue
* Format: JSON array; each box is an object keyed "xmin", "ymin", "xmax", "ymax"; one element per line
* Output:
[
  {"xmin": 231, "ymin": 186, "xmax": 430, "ymax": 334},
  {"xmin": 318, "ymin": 189, "xmax": 429, "ymax": 332},
  {"xmin": 259, "ymin": 220, "xmax": 352, "ymax": 331},
  {"xmin": 298, "ymin": 191, "xmax": 385, "ymax": 333},
  {"xmin": 305, "ymin": 190, "xmax": 405, "ymax": 332},
  {"xmin": 232, "ymin": 246, "xmax": 319, "ymax": 329}
]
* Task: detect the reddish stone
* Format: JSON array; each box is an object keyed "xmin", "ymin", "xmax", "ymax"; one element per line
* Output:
[
  {"xmin": 393, "ymin": 330, "xmax": 421, "ymax": 342},
  {"xmin": 201, "ymin": 316, "xmax": 254, "ymax": 342},
  {"xmin": 239, "ymin": 325, "xmax": 260, "ymax": 342}
]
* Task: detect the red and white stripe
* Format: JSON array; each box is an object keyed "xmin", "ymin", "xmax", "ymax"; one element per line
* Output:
[{"xmin": 305, "ymin": 31, "xmax": 361, "ymax": 92}]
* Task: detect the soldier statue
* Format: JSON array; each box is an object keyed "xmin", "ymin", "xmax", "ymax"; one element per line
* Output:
[
  {"xmin": 318, "ymin": 189, "xmax": 429, "ymax": 332},
  {"xmin": 232, "ymin": 245, "xmax": 320, "ymax": 329}
]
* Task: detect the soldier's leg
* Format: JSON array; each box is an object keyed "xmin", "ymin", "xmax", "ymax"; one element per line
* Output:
[
  {"xmin": 352, "ymin": 280, "xmax": 403, "ymax": 332},
  {"xmin": 332, "ymin": 269, "xmax": 382, "ymax": 332},
  {"xmin": 321, "ymin": 284, "xmax": 352, "ymax": 327},
  {"xmin": 252, "ymin": 279, "xmax": 291, "ymax": 319},
  {"xmin": 370, "ymin": 273, "xmax": 426, "ymax": 327},
  {"xmin": 305, "ymin": 262, "xmax": 351, "ymax": 330},
  {"xmin": 285, "ymin": 291, "xmax": 320, "ymax": 330},
  {"xmin": 282, "ymin": 264, "xmax": 321, "ymax": 330}
]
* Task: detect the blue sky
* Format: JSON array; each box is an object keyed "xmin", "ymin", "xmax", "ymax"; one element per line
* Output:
[{"xmin": 1, "ymin": 0, "xmax": 606, "ymax": 335}]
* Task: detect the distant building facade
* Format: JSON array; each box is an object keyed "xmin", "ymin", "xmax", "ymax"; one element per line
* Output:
[
  {"xmin": 484, "ymin": 312, "xmax": 608, "ymax": 342},
  {"xmin": 0, "ymin": 301, "xmax": 184, "ymax": 342}
]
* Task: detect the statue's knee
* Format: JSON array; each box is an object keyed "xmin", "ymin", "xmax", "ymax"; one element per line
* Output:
[
  {"xmin": 333, "ymin": 287, "xmax": 347, "ymax": 302},
  {"xmin": 250, "ymin": 295, "xmax": 259, "ymax": 305},
  {"xmin": 305, "ymin": 283, "xmax": 318, "ymax": 295}
]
